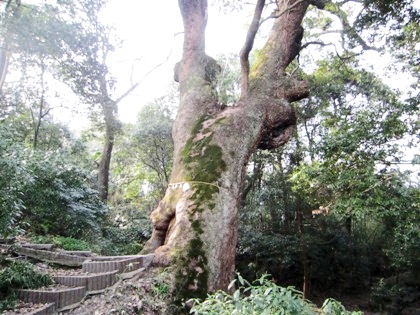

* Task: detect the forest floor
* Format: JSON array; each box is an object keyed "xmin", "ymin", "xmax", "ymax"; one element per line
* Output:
[
  {"xmin": 8, "ymin": 270, "xmax": 420, "ymax": 315},
  {"xmin": 61, "ymin": 274, "xmax": 381, "ymax": 315},
  {"xmin": 60, "ymin": 268, "xmax": 171, "ymax": 315},
  {"xmin": 2, "ymin": 240, "xmax": 418, "ymax": 315},
  {"xmin": 61, "ymin": 272, "xmax": 394, "ymax": 315},
  {"xmin": 311, "ymin": 288, "xmax": 420, "ymax": 315}
]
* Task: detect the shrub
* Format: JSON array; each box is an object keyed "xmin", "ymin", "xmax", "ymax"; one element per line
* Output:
[
  {"xmin": 0, "ymin": 260, "xmax": 53, "ymax": 291},
  {"xmin": 0, "ymin": 125, "xmax": 106, "ymax": 240},
  {"xmin": 99, "ymin": 225, "xmax": 145, "ymax": 255},
  {"xmin": 237, "ymin": 221, "xmax": 375, "ymax": 294},
  {"xmin": 369, "ymin": 278, "xmax": 396, "ymax": 312},
  {"xmin": 30, "ymin": 235, "xmax": 91, "ymax": 251},
  {"xmin": 322, "ymin": 298, "xmax": 363, "ymax": 315},
  {"xmin": 0, "ymin": 260, "xmax": 53, "ymax": 311},
  {"xmin": 189, "ymin": 274, "xmax": 316, "ymax": 315},
  {"xmin": 189, "ymin": 274, "xmax": 362, "ymax": 315},
  {"xmin": 21, "ymin": 150, "xmax": 106, "ymax": 239},
  {"xmin": 53, "ymin": 236, "xmax": 91, "ymax": 251},
  {"xmin": 0, "ymin": 127, "xmax": 32, "ymax": 237}
]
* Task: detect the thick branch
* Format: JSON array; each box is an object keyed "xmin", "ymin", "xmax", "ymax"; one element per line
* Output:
[
  {"xmin": 115, "ymin": 82, "xmax": 139, "ymax": 104},
  {"xmin": 300, "ymin": 40, "xmax": 335, "ymax": 51},
  {"xmin": 308, "ymin": 0, "xmax": 326, "ymax": 9},
  {"xmin": 240, "ymin": 0, "xmax": 265, "ymax": 100},
  {"xmin": 249, "ymin": 0, "xmax": 310, "ymax": 88},
  {"xmin": 325, "ymin": 3, "xmax": 380, "ymax": 52},
  {"xmin": 260, "ymin": 0, "xmax": 307, "ymax": 24},
  {"xmin": 178, "ymin": 0, "xmax": 207, "ymax": 56},
  {"xmin": 115, "ymin": 50, "xmax": 172, "ymax": 104},
  {"xmin": 0, "ymin": 48, "xmax": 9, "ymax": 93}
]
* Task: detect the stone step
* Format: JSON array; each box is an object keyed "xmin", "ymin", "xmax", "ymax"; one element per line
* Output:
[
  {"xmin": 21, "ymin": 243, "xmax": 55, "ymax": 250},
  {"xmin": 0, "ymin": 237, "xmax": 15, "ymax": 244},
  {"xmin": 90, "ymin": 254, "xmax": 143, "ymax": 261},
  {"xmin": 58, "ymin": 250, "xmax": 93, "ymax": 257},
  {"xmin": 82, "ymin": 254, "xmax": 153, "ymax": 273},
  {"xmin": 17, "ymin": 286, "xmax": 86, "ymax": 312},
  {"xmin": 53, "ymin": 270, "xmax": 119, "ymax": 294},
  {"xmin": 0, "ymin": 244, "xmax": 10, "ymax": 253},
  {"xmin": 82, "ymin": 257, "xmax": 140, "ymax": 273},
  {"xmin": 3, "ymin": 302, "xmax": 56, "ymax": 315},
  {"xmin": 27, "ymin": 303, "xmax": 56, "ymax": 315},
  {"xmin": 10, "ymin": 251, "xmax": 155, "ymax": 314},
  {"xmin": 14, "ymin": 246, "xmax": 87, "ymax": 267},
  {"xmin": 120, "ymin": 267, "xmax": 146, "ymax": 280}
]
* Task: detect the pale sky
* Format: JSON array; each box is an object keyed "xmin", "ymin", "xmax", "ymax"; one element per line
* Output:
[
  {"xmin": 101, "ymin": 0, "xmax": 252, "ymax": 123},
  {"xmin": 101, "ymin": 0, "xmax": 418, "ymax": 124},
  {"xmin": 3, "ymin": 0, "xmax": 254, "ymax": 129},
  {"xmin": 5, "ymin": 0, "xmax": 417, "ymax": 129}
]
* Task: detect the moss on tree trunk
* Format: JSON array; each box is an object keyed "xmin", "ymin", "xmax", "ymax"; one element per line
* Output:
[{"xmin": 142, "ymin": 0, "xmax": 311, "ymax": 305}]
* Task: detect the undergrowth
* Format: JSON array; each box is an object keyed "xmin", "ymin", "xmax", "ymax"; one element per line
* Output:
[
  {"xmin": 0, "ymin": 259, "xmax": 53, "ymax": 311},
  {"xmin": 189, "ymin": 273, "xmax": 363, "ymax": 315},
  {"xmin": 30, "ymin": 235, "xmax": 91, "ymax": 251}
]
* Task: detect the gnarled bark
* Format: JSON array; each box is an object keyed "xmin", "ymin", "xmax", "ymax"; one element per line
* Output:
[{"xmin": 142, "ymin": 0, "xmax": 310, "ymax": 301}]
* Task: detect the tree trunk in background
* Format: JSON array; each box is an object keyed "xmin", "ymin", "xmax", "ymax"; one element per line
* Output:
[
  {"xmin": 0, "ymin": 47, "xmax": 10, "ymax": 93},
  {"xmin": 97, "ymin": 100, "xmax": 118, "ymax": 202},
  {"xmin": 296, "ymin": 196, "xmax": 310, "ymax": 299},
  {"xmin": 98, "ymin": 132, "xmax": 113, "ymax": 202},
  {"xmin": 31, "ymin": 61, "xmax": 49, "ymax": 149},
  {"xmin": 0, "ymin": 0, "xmax": 22, "ymax": 94},
  {"xmin": 142, "ymin": 0, "xmax": 310, "ymax": 301}
]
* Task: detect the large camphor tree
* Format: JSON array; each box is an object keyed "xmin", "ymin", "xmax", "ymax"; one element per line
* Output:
[{"xmin": 142, "ymin": 0, "xmax": 418, "ymax": 300}]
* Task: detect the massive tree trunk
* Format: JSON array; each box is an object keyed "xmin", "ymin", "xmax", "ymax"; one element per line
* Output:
[{"xmin": 142, "ymin": 0, "xmax": 311, "ymax": 301}]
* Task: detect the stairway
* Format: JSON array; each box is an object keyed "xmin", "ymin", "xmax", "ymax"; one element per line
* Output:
[{"xmin": 2, "ymin": 243, "xmax": 154, "ymax": 315}]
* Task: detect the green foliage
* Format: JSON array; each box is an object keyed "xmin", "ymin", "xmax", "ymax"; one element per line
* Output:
[
  {"xmin": 236, "ymin": 227, "xmax": 300, "ymax": 283},
  {"xmin": 190, "ymin": 274, "xmax": 362, "ymax": 315},
  {"xmin": 355, "ymin": 0, "xmax": 419, "ymax": 32},
  {"xmin": 111, "ymin": 96, "xmax": 175, "ymax": 208},
  {"xmin": 0, "ymin": 123, "xmax": 106, "ymax": 239},
  {"xmin": 51, "ymin": 0, "xmax": 116, "ymax": 105},
  {"xmin": 239, "ymin": 50, "xmax": 418, "ymax": 310},
  {"xmin": 214, "ymin": 54, "xmax": 241, "ymax": 105},
  {"xmin": 0, "ymin": 126, "xmax": 33, "ymax": 237},
  {"xmin": 152, "ymin": 270, "xmax": 170, "ymax": 298},
  {"xmin": 30, "ymin": 235, "xmax": 91, "ymax": 251},
  {"xmin": 190, "ymin": 274, "xmax": 316, "ymax": 315},
  {"xmin": 291, "ymin": 56, "xmax": 418, "ymax": 217},
  {"xmin": 99, "ymin": 220, "xmax": 150, "ymax": 255},
  {"xmin": 285, "ymin": 56, "xmax": 419, "ymax": 305},
  {"xmin": 0, "ymin": 260, "xmax": 53, "ymax": 291},
  {"xmin": 383, "ymin": 186, "xmax": 420, "ymax": 274},
  {"xmin": 237, "ymin": 220, "xmax": 376, "ymax": 293},
  {"xmin": 368, "ymin": 275, "xmax": 419, "ymax": 314},
  {"xmin": 0, "ymin": 0, "xmax": 67, "ymax": 67},
  {"xmin": 0, "ymin": 260, "xmax": 53, "ymax": 311},
  {"xmin": 20, "ymin": 149, "xmax": 106, "ymax": 239},
  {"xmin": 369, "ymin": 278, "xmax": 397, "ymax": 312},
  {"xmin": 322, "ymin": 298, "xmax": 362, "ymax": 315},
  {"xmin": 132, "ymin": 99, "xmax": 174, "ymax": 187}
]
